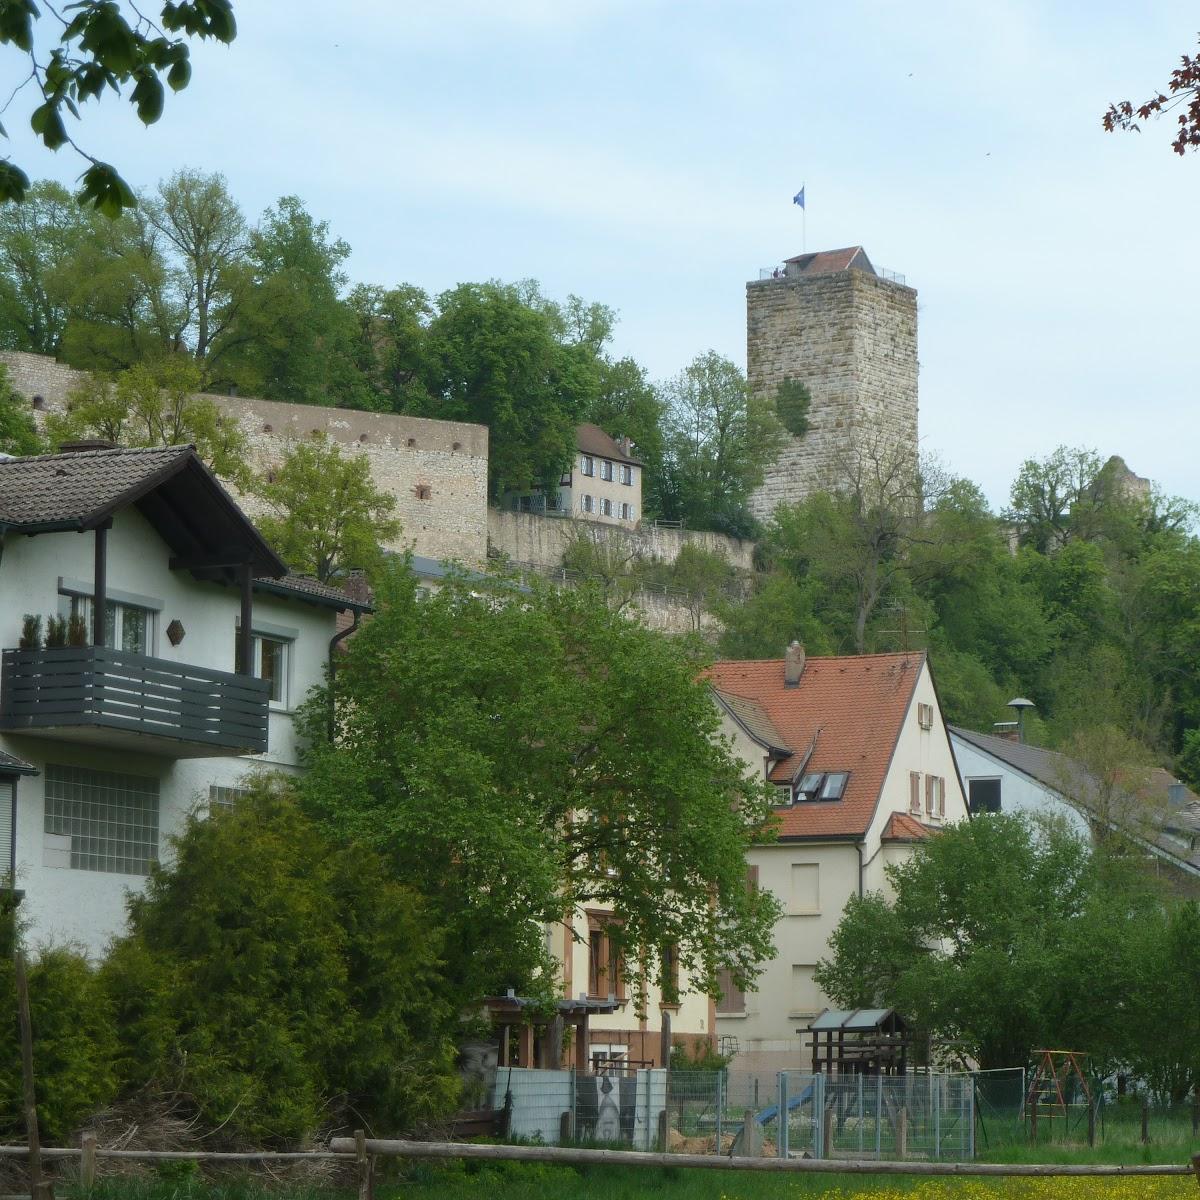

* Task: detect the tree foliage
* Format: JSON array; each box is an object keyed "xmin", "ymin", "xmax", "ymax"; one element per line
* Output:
[
  {"xmin": 774, "ymin": 377, "xmax": 811, "ymax": 438},
  {"xmin": 0, "ymin": 362, "xmax": 45, "ymax": 454},
  {"xmin": 253, "ymin": 437, "xmax": 400, "ymax": 582},
  {"xmin": 1104, "ymin": 34, "xmax": 1200, "ymax": 155},
  {"xmin": 0, "ymin": 2, "xmax": 236, "ymax": 213},
  {"xmin": 656, "ymin": 352, "xmax": 785, "ymax": 537},
  {"xmin": 814, "ymin": 813, "xmax": 1168, "ymax": 1075},
  {"xmin": 298, "ymin": 563, "xmax": 782, "ymax": 1013},
  {"xmin": 46, "ymin": 357, "xmax": 249, "ymax": 483},
  {"xmin": 100, "ymin": 779, "xmax": 458, "ymax": 1143}
]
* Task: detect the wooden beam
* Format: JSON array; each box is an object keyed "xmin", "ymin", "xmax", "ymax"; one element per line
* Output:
[
  {"xmin": 92, "ymin": 524, "xmax": 107, "ymax": 647},
  {"xmin": 238, "ymin": 564, "xmax": 253, "ymax": 677},
  {"xmin": 168, "ymin": 553, "xmax": 251, "ymax": 573}
]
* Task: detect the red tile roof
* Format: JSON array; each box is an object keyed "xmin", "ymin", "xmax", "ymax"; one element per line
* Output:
[
  {"xmin": 882, "ymin": 812, "xmax": 931, "ymax": 842},
  {"xmin": 575, "ymin": 423, "xmax": 643, "ymax": 466},
  {"xmin": 707, "ymin": 652, "xmax": 924, "ymax": 838},
  {"xmin": 782, "ymin": 246, "xmax": 875, "ymax": 276}
]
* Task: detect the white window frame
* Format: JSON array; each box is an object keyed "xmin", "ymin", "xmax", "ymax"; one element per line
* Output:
[
  {"xmin": 60, "ymin": 582, "xmax": 161, "ymax": 656},
  {"xmin": 600, "ymin": 497, "xmax": 613, "ymax": 517},
  {"xmin": 600, "ymin": 459, "xmax": 614, "ymax": 482},
  {"xmin": 236, "ymin": 621, "xmax": 296, "ymax": 710},
  {"xmin": 582, "ymin": 494, "xmax": 594, "ymax": 513},
  {"xmin": 620, "ymin": 464, "xmax": 633, "ymax": 486},
  {"xmin": 581, "ymin": 455, "xmax": 595, "ymax": 477}
]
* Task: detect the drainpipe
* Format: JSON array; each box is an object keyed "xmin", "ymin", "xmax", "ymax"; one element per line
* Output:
[
  {"xmin": 856, "ymin": 840, "xmax": 865, "ymax": 898},
  {"xmin": 326, "ymin": 610, "xmax": 362, "ymax": 741}
]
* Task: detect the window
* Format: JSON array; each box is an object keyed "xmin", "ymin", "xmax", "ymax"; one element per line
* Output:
[
  {"xmin": 716, "ymin": 864, "xmax": 757, "ymax": 1013},
  {"xmin": 796, "ymin": 772, "xmax": 823, "ymax": 800},
  {"xmin": 619, "ymin": 502, "xmax": 632, "ymax": 521},
  {"xmin": 620, "ymin": 464, "xmax": 633, "ymax": 486},
  {"xmin": 789, "ymin": 964, "xmax": 822, "ymax": 1017},
  {"xmin": 923, "ymin": 775, "xmax": 946, "ymax": 817},
  {"xmin": 661, "ymin": 942, "xmax": 680, "ymax": 1005},
  {"xmin": 968, "ymin": 778, "xmax": 1002, "ymax": 814},
  {"xmin": 70, "ymin": 596, "xmax": 153, "ymax": 654},
  {"xmin": 209, "ymin": 784, "xmax": 249, "ymax": 811},
  {"xmin": 918, "ymin": 702, "xmax": 934, "ymax": 730},
  {"xmin": 820, "ymin": 772, "xmax": 849, "ymax": 801},
  {"xmin": 582, "ymin": 494, "xmax": 594, "ymax": 513},
  {"xmin": 43, "ymin": 764, "xmax": 158, "ymax": 875},
  {"xmin": 587, "ymin": 919, "xmax": 625, "ymax": 999},
  {"xmin": 600, "ymin": 459, "xmax": 613, "ymax": 482},
  {"xmin": 789, "ymin": 863, "xmax": 819, "ymax": 914},
  {"xmin": 600, "ymin": 497, "xmax": 613, "ymax": 517},
  {"xmin": 236, "ymin": 632, "xmax": 291, "ymax": 706},
  {"xmin": 909, "ymin": 771, "xmax": 922, "ymax": 815},
  {"xmin": 581, "ymin": 454, "xmax": 595, "ymax": 477},
  {"xmin": 775, "ymin": 785, "xmax": 793, "ymax": 806}
]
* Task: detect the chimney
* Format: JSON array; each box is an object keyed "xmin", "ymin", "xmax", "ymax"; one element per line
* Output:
[
  {"xmin": 1168, "ymin": 782, "xmax": 1188, "ymax": 809},
  {"xmin": 784, "ymin": 640, "xmax": 805, "ymax": 687},
  {"xmin": 618, "ymin": 435, "xmax": 635, "ymax": 458}
]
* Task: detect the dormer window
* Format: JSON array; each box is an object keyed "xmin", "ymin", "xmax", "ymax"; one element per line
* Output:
[{"xmin": 794, "ymin": 771, "xmax": 850, "ymax": 802}]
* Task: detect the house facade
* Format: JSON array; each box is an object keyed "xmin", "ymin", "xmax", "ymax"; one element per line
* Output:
[
  {"xmin": 0, "ymin": 445, "xmax": 368, "ymax": 954},
  {"xmin": 707, "ymin": 645, "xmax": 968, "ymax": 1076}
]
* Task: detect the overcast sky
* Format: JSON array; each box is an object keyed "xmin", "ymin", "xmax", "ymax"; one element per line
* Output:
[{"xmin": 6, "ymin": 1, "xmax": 1199, "ymax": 508}]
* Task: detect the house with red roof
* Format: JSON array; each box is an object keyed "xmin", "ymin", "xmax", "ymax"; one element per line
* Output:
[{"xmin": 706, "ymin": 642, "xmax": 967, "ymax": 1072}]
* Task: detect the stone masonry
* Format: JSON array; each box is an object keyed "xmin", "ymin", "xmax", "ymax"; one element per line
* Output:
[
  {"xmin": 0, "ymin": 351, "xmax": 489, "ymax": 565},
  {"xmin": 746, "ymin": 252, "xmax": 918, "ymax": 521}
]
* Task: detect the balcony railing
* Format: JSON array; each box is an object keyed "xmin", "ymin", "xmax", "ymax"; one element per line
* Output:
[{"xmin": 0, "ymin": 645, "xmax": 270, "ymax": 757}]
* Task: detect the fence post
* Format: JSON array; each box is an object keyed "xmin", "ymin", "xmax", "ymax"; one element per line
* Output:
[
  {"xmin": 812, "ymin": 1073, "xmax": 823, "ymax": 1160},
  {"xmin": 354, "ymin": 1129, "xmax": 374, "ymax": 1200},
  {"xmin": 1030, "ymin": 1096, "xmax": 1038, "ymax": 1145},
  {"xmin": 715, "ymin": 1070, "xmax": 723, "ymax": 1154},
  {"xmin": 1141, "ymin": 1099, "xmax": 1149, "ymax": 1146},
  {"xmin": 857, "ymin": 1073, "xmax": 864, "ymax": 1156},
  {"xmin": 876, "ymin": 1074, "xmax": 883, "ymax": 1159},
  {"xmin": 1193, "ymin": 1087, "xmax": 1199, "ymax": 1137},
  {"xmin": 80, "ymin": 1131, "xmax": 97, "ymax": 1190},
  {"xmin": 1087, "ymin": 1099, "xmax": 1096, "ymax": 1148},
  {"xmin": 896, "ymin": 1106, "xmax": 908, "ymax": 1160},
  {"xmin": 776, "ymin": 1073, "xmax": 788, "ymax": 1159},
  {"xmin": 932, "ymin": 1074, "xmax": 941, "ymax": 1161}
]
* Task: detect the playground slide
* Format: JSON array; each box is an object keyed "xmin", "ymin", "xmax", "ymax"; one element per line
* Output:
[{"xmin": 749, "ymin": 1081, "xmax": 815, "ymax": 1126}]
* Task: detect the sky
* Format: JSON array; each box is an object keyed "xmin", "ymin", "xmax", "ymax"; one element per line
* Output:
[{"xmin": 4, "ymin": 1, "xmax": 1199, "ymax": 508}]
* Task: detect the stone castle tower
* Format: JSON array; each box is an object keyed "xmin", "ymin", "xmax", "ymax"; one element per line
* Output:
[{"xmin": 746, "ymin": 246, "xmax": 918, "ymax": 520}]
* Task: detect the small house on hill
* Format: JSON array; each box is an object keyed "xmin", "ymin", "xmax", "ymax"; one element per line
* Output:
[{"xmin": 706, "ymin": 644, "xmax": 968, "ymax": 1074}]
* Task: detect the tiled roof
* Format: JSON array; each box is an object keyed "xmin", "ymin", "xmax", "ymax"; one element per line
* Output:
[
  {"xmin": 254, "ymin": 573, "xmax": 372, "ymax": 613},
  {"xmin": 882, "ymin": 812, "xmax": 931, "ymax": 842},
  {"xmin": 0, "ymin": 445, "xmax": 191, "ymax": 529},
  {"xmin": 708, "ymin": 652, "xmax": 924, "ymax": 838},
  {"xmin": 782, "ymin": 246, "xmax": 875, "ymax": 276},
  {"xmin": 575, "ymin": 423, "xmax": 643, "ymax": 467},
  {"xmin": 0, "ymin": 748, "xmax": 37, "ymax": 775}
]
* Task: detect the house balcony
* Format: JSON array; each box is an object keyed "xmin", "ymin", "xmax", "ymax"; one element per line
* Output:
[{"xmin": 0, "ymin": 645, "xmax": 270, "ymax": 758}]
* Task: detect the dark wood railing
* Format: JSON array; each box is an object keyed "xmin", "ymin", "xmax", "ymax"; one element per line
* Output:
[{"xmin": 0, "ymin": 646, "xmax": 270, "ymax": 755}]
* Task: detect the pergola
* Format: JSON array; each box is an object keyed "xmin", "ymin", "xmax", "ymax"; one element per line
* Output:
[
  {"xmin": 484, "ymin": 991, "xmax": 622, "ymax": 1073},
  {"xmin": 806, "ymin": 1007, "xmax": 913, "ymax": 1076}
]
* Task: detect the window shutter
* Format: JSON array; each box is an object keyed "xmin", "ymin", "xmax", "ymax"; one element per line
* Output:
[
  {"xmin": 910, "ymin": 771, "xmax": 921, "ymax": 814},
  {"xmin": 0, "ymin": 779, "xmax": 12, "ymax": 881},
  {"xmin": 937, "ymin": 776, "xmax": 946, "ymax": 817},
  {"xmin": 715, "ymin": 966, "xmax": 745, "ymax": 1014},
  {"xmin": 925, "ymin": 774, "xmax": 933, "ymax": 815}
]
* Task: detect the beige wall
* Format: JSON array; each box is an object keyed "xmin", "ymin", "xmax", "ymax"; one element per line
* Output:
[
  {"xmin": 564, "ymin": 451, "xmax": 641, "ymax": 527},
  {"xmin": 0, "ymin": 351, "xmax": 490, "ymax": 566}
]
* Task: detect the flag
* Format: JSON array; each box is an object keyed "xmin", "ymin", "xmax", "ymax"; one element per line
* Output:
[{"xmin": 793, "ymin": 186, "xmax": 805, "ymax": 209}]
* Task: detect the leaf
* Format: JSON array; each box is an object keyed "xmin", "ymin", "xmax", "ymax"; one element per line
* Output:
[
  {"xmin": 0, "ymin": 160, "xmax": 31, "ymax": 204},
  {"xmin": 0, "ymin": 0, "xmax": 37, "ymax": 52},
  {"xmin": 130, "ymin": 73, "xmax": 164, "ymax": 124},
  {"xmin": 76, "ymin": 161, "xmax": 136, "ymax": 217},
  {"xmin": 167, "ymin": 56, "xmax": 191, "ymax": 91},
  {"xmin": 30, "ymin": 101, "xmax": 68, "ymax": 150}
]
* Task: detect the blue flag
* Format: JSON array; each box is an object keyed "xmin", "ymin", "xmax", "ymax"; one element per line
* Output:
[{"xmin": 793, "ymin": 186, "xmax": 805, "ymax": 209}]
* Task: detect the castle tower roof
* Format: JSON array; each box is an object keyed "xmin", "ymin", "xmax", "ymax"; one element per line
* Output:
[{"xmin": 782, "ymin": 246, "xmax": 876, "ymax": 276}]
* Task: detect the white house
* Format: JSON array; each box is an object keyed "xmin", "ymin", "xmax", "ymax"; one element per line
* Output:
[
  {"xmin": 707, "ymin": 644, "xmax": 969, "ymax": 1077},
  {"xmin": 950, "ymin": 725, "xmax": 1200, "ymax": 891},
  {"xmin": 0, "ymin": 444, "xmax": 369, "ymax": 954}
]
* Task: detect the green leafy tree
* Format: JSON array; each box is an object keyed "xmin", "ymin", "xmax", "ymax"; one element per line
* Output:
[
  {"xmin": 298, "ymin": 564, "xmax": 782, "ymax": 1013},
  {"xmin": 100, "ymin": 780, "xmax": 457, "ymax": 1142},
  {"xmin": 1005, "ymin": 445, "xmax": 1103, "ymax": 553},
  {"xmin": 815, "ymin": 813, "xmax": 1160, "ymax": 1071},
  {"xmin": 0, "ymin": 362, "xmax": 45, "ymax": 454},
  {"xmin": 585, "ymin": 356, "xmax": 666, "ymax": 514},
  {"xmin": 0, "ymin": 2, "xmax": 236, "ymax": 213},
  {"xmin": 254, "ymin": 437, "xmax": 400, "ymax": 582},
  {"xmin": 46, "ymin": 357, "xmax": 248, "ymax": 483},
  {"xmin": 228, "ymin": 195, "xmax": 362, "ymax": 407},
  {"xmin": 419, "ymin": 281, "xmax": 598, "ymax": 498},
  {"xmin": 346, "ymin": 282, "xmax": 433, "ymax": 412},
  {"xmin": 657, "ymin": 351, "xmax": 785, "ymax": 537}
]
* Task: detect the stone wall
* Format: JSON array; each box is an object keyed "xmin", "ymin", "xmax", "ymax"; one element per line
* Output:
[
  {"xmin": 487, "ymin": 508, "xmax": 757, "ymax": 573},
  {"xmin": 0, "ymin": 351, "xmax": 489, "ymax": 565},
  {"xmin": 746, "ymin": 269, "xmax": 918, "ymax": 520}
]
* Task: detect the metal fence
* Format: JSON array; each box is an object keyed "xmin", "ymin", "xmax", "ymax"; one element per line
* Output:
[{"xmin": 664, "ymin": 1070, "xmax": 974, "ymax": 1162}]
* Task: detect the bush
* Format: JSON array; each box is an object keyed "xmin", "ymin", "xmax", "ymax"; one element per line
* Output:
[
  {"xmin": 0, "ymin": 902, "xmax": 119, "ymax": 1143},
  {"xmin": 100, "ymin": 779, "xmax": 459, "ymax": 1144}
]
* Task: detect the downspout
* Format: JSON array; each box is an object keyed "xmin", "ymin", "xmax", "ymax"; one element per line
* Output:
[
  {"xmin": 856, "ymin": 839, "xmax": 865, "ymax": 898},
  {"xmin": 327, "ymin": 610, "xmax": 362, "ymax": 741}
]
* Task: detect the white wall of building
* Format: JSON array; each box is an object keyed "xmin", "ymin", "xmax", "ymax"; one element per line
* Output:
[{"xmin": 0, "ymin": 507, "xmax": 339, "ymax": 955}]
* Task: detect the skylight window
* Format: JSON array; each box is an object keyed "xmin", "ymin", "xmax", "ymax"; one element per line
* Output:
[
  {"xmin": 796, "ymin": 772, "xmax": 823, "ymax": 800},
  {"xmin": 820, "ymin": 772, "xmax": 849, "ymax": 801},
  {"xmin": 793, "ymin": 771, "xmax": 851, "ymax": 802}
]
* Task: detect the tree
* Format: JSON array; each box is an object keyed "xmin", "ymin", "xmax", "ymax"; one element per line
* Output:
[
  {"xmin": 1104, "ymin": 34, "xmax": 1200, "ymax": 155},
  {"xmin": 584, "ymin": 356, "xmax": 666, "ymax": 514},
  {"xmin": 657, "ymin": 351, "xmax": 785, "ymax": 536},
  {"xmin": 0, "ymin": 180, "xmax": 89, "ymax": 352},
  {"xmin": 1005, "ymin": 445, "xmax": 1103, "ymax": 552},
  {"xmin": 814, "ymin": 812, "xmax": 1160, "ymax": 1071},
  {"xmin": 419, "ymin": 282, "xmax": 599, "ymax": 499},
  {"xmin": 0, "ymin": 362, "xmax": 45, "ymax": 454},
  {"xmin": 143, "ymin": 169, "xmax": 250, "ymax": 381},
  {"xmin": 346, "ymin": 282, "xmax": 433, "ymax": 412},
  {"xmin": 254, "ymin": 437, "xmax": 400, "ymax": 582},
  {"xmin": 100, "ymin": 779, "xmax": 458, "ymax": 1143},
  {"xmin": 46, "ymin": 357, "xmax": 248, "ymax": 483},
  {"xmin": 228, "ymin": 195, "xmax": 362, "ymax": 407},
  {"xmin": 0, "ymin": 2, "xmax": 236, "ymax": 213},
  {"xmin": 297, "ymin": 564, "xmax": 782, "ymax": 1014}
]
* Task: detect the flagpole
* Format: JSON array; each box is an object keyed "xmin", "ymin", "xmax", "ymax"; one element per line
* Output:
[{"xmin": 803, "ymin": 204, "xmax": 806, "ymax": 253}]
